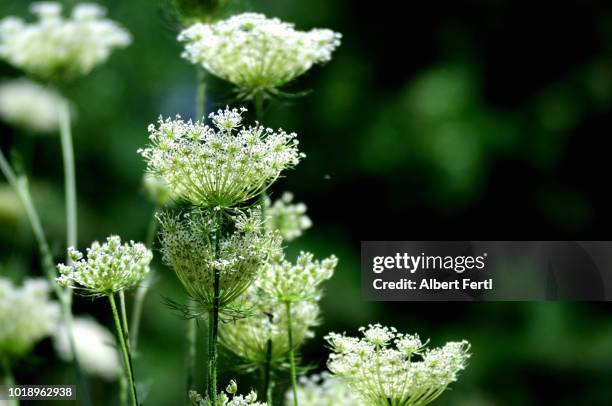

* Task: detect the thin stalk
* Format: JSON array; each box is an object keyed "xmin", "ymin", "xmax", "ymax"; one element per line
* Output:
[
  {"xmin": 286, "ymin": 302, "xmax": 298, "ymax": 406},
  {"xmin": 260, "ymin": 339, "xmax": 273, "ymax": 405},
  {"xmin": 186, "ymin": 318, "xmax": 197, "ymax": 395},
  {"xmin": 58, "ymin": 98, "xmax": 77, "ymax": 255},
  {"xmin": 2, "ymin": 357, "xmax": 18, "ymax": 406},
  {"xmin": 109, "ymin": 293, "xmax": 138, "ymax": 406},
  {"xmin": 119, "ymin": 291, "xmax": 131, "ymax": 405},
  {"xmin": 254, "ymin": 91, "xmax": 264, "ymax": 124},
  {"xmin": 130, "ymin": 205, "xmax": 159, "ymax": 351},
  {"xmin": 207, "ymin": 226, "xmax": 221, "ymax": 405},
  {"xmin": 196, "ymin": 68, "xmax": 207, "ymax": 121},
  {"xmin": 0, "ymin": 150, "xmax": 92, "ymax": 406}
]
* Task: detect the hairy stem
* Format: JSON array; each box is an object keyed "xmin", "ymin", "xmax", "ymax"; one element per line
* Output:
[
  {"xmin": 2, "ymin": 357, "xmax": 18, "ymax": 406},
  {"xmin": 58, "ymin": 98, "xmax": 77, "ymax": 255},
  {"xmin": 286, "ymin": 302, "xmax": 298, "ymax": 406},
  {"xmin": 130, "ymin": 205, "xmax": 159, "ymax": 351},
  {"xmin": 0, "ymin": 150, "xmax": 91, "ymax": 406},
  {"xmin": 109, "ymin": 293, "xmax": 138, "ymax": 406},
  {"xmin": 260, "ymin": 339, "xmax": 273, "ymax": 405}
]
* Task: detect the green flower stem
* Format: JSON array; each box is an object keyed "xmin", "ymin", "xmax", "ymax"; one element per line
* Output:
[
  {"xmin": 109, "ymin": 293, "xmax": 138, "ymax": 406},
  {"xmin": 58, "ymin": 98, "xmax": 77, "ymax": 256},
  {"xmin": 286, "ymin": 302, "xmax": 299, "ymax": 406},
  {"xmin": 254, "ymin": 91, "xmax": 264, "ymax": 124},
  {"xmin": 2, "ymin": 357, "xmax": 18, "ymax": 406},
  {"xmin": 130, "ymin": 205, "xmax": 159, "ymax": 351},
  {"xmin": 260, "ymin": 339, "xmax": 273, "ymax": 405},
  {"xmin": 207, "ymin": 226, "xmax": 221, "ymax": 406},
  {"xmin": 0, "ymin": 150, "xmax": 92, "ymax": 406},
  {"xmin": 186, "ymin": 318, "xmax": 197, "ymax": 394},
  {"xmin": 196, "ymin": 68, "xmax": 207, "ymax": 121}
]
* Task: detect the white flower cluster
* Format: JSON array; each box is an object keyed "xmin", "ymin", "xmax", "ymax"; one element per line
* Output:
[
  {"xmin": 158, "ymin": 208, "xmax": 281, "ymax": 314},
  {"xmin": 189, "ymin": 380, "xmax": 266, "ymax": 406},
  {"xmin": 265, "ymin": 192, "xmax": 311, "ymax": 242},
  {"xmin": 56, "ymin": 235, "xmax": 153, "ymax": 296},
  {"xmin": 286, "ymin": 372, "xmax": 362, "ymax": 406},
  {"xmin": 220, "ymin": 286, "xmax": 320, "ymax": 366},
  {"xmin": 178, "ymin": 13, "xmax": 341, "ymax": 98},
  {"xmin": 53, "ymin": 317, "xmax": 120, "ymax": 380},
  {"xmin": 257, "ymin": 251, "xmax": 337, "ymax": 303},
  {"xmin": 325, "ymin": 324, "xmax": 471, "ymax": 406},
  {"xmin": 0, "ymin": 2, "xmax": 131, "ymax": 82},
  {"xmin": 139, "ymin": 107, "xmax": 303, "ymax": 208},
  {"xmin": 0, "ymin": 277, "xmax": 60, "ymax": 359},
  {"xmin": 0, "ymin": 78, "xmax": 64, "ymax": 134}
]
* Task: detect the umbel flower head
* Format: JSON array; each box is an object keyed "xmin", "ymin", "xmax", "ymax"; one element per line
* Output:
[
  {"xmin": 325, "ymin": 324, "xmax": 471, "ymax": 406},
  {"xmin": 257, "ymin": 251, "xmax": 337, "ymax": 303},
  {"xmin": 53, "ymin": 317, "xmax": 120, "ymax": 380},
  {"xmin": 0, "ymin": 78, "xmax": 65, "ymax": 134},
  {"xmin": 178, "ymin": 13, "xmax": 341, "ymax": 99},
  {"xmin": 265, "ymin": 192, "xmax": 312, "ymax": 242},
  {"xmin": 189, "ymin": 380, "xmax": 266, "ymax": 406},
  {"xmin": 158, "ymin": 208, "xmax": 281, "ymax": 316},
  {"xmin": 220, "ymin": 286, "xmax": 320, "ymax": 366},
  {"xmin": 0, "ymin": 2, "xmax": 131, "ymax": 82},
  {"xmin": 0, "ymin": 277, "xmax": 60, "ymax": 359},
  {"xmin": 56, "ymin": 235, "xmax": 153, "ymax": 296},
  {"xmin": 139, "ymin": 107, "xmax": 303, "ymax": 208},
  {"xmin": 286, "ymin": 372, "xmax": 362, "ymax": 406}
]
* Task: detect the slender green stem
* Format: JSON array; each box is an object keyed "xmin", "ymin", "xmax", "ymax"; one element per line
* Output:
[
  {"xmin": 119, "ymin": 291, "xmax": 131, "ymax": 350},
  {"xmin": 0, "ymin": 149, "xmax": 91, "ymax": 406},
  {"xmin": 2, "ymin": 357, "xmax": 18, "ymax": 406},
  {"xmin": 196, "ymin": 68, "xmax": 207, "ymax": 121},
  {"xmin": 130, "ymin": 205, "xmax": 159, "ymax": 351},
  {"xmin": 109, "ymin": 294, "xmax": 138, "ymax": 406},
  {"xmin": 186, "ymin": 318, "xmax": 197, "ymax": 396},
  {"xmin": 254, "ymin": 91, "xmax": 264, "ymax": 124},
  {"xmin": 260, "ymin": 339, "xmax": 273, "ymax": 405},
  {"xmin": 58, "ymin": 98, "xmax": 77, "ymax": 255},
  {"xmin": 286, "ymin": 302, "xmax": 298, "ymax": 406},
  {"xmin": 207, "ymin": 226, "xmax": 221, "ymax": 406}
]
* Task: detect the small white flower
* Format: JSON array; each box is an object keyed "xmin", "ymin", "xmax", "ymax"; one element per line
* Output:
[
  {"xmin": 325, "ymin": 324, "xmax": 471, "ymax": 406},
  {"xmin": 257, "ymin": 251, "xmax": 337, "ymax": 303},
  {"xmin": 265, "ymin": 192, "xmax": 312, "ymax": 242},
  {"xmin": 0, "ymin": 277, "xmax": 60, "ymax": 359},
  {"xmin": 0, "ymin": 2, "xmax": 131, "ymax": 82},
  {"xmin": 178, "ymin": 13, "xmax": 341, "ymax": 99},
  {"xmin": 189, "ymin": 381, "xmax": 266, "ymax": 406},
  {"xmin": 53, "ymin": 317, "xmax": 120, "ymax": 380},
  {"xmin": 220, "ymin": 286, "xmax": 320, "ymax": 366},
  {"xmin": 287, "ymin": 372, "xmax": 362, "ymax": 406},
  {"xmin": 56, "ymin": 235, "xmax": 153, "ymax": 296},
  {"xmin": 0, "ymin": 78, "xmax": 65, "ymax": 134},
  {"xmin": 139, "ymin": 107, "xmax": 303, "ymax": 208}
]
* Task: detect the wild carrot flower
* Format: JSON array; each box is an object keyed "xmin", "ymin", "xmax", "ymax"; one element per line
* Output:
[
  {"xmin": 178, "ymin": 13, "xmax": 341, "ymax": 99},
  {"xmin": 158, "ymin": 208, "xmax": 280, "ymax": 316},
  {"xmin": 286, "ymin": 372, "xmax": 362, "ymax": 406},
  {"xmin": 258, "ymin": 251, "xmax": 337, "ymax": 303},
  {"xmin": 325, "ymin": 324, "xmax": 471, "ymax": 406},
  {"xmin": 139, "ymin": 107, "xmax": 302, "ymax": 208},
  {"xmin": 0, "ymin": 78, "xmax": 65, "ymax": 134},
  {"xmin": 189, "ymin": 380, "xmax": 266, "ymax": 406},
  {"xmin": 0, "ymin": 277, "xmax": 60, "ymax": 359},
  {"xmin": 53, "ymin": 316, "xmax": 120, "ymax": 380},
  {"xmin": 143, "ymin": 173, "xmax": 173, "ymax": 207},
  {"xmin": 56, "ymin": 235, "xmax": 153, "ymax": 296},
  {"xmin": 265, "ymin": 192, "xmax": 312, "ymax": 242},
  {"xmin": 0, "ymin": 2, "xmax": 131, "ymax": 82},
  {"xmin": 220, "ymin": 286, "xmax": 320, "ymax": 366}
]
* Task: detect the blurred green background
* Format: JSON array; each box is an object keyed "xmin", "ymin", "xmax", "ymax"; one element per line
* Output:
[{"xmin": 1, "ymin": 0, "xmax": 612, "ymax": 405}]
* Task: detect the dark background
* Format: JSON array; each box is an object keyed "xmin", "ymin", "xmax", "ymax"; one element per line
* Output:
[{"xmin": 1, "ymin": 0, "xmax": 612, "ymax": 405}]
